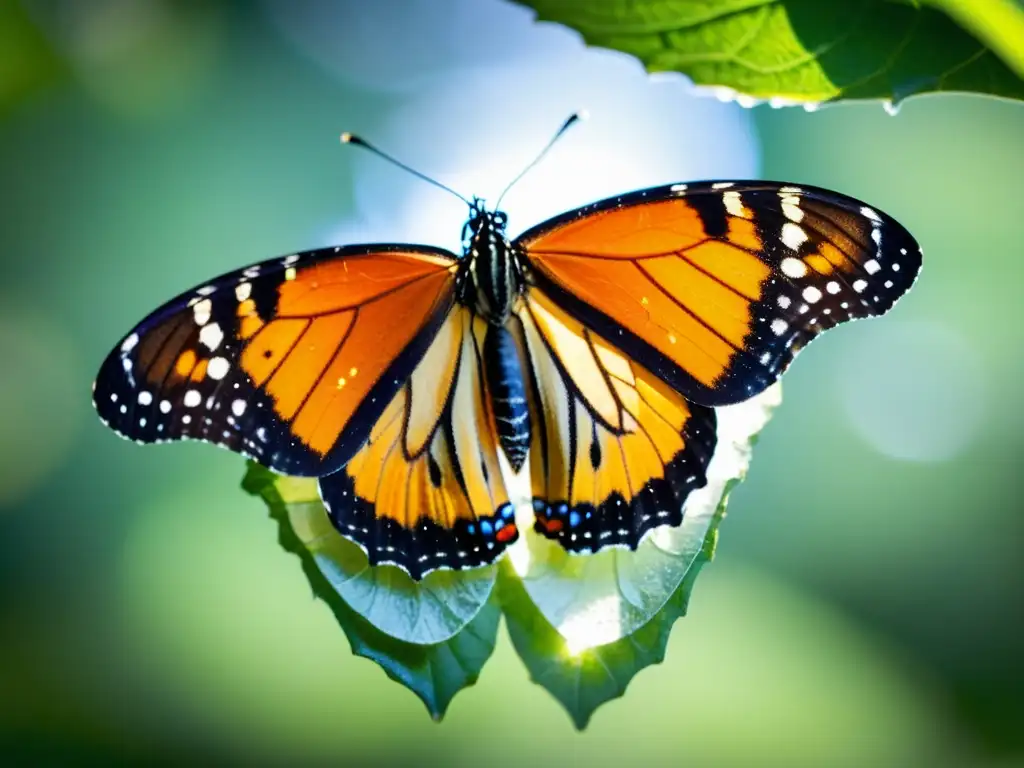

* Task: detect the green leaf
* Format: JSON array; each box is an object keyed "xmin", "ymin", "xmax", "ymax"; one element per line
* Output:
[
  {"xmin": 242, "ymin": 464, "xmax": 495, "ymax": 645},
  {"xmin": 500, "ymin": 498, "xmax": 722, "ymax": 730},
  {"xmin": 241, "ymin": 463, "xmax": 500, "ymax": 719},
  {"xmin": 515, "ymin": 0, "xmax": 1024, "ymax": 105},
  {"xmin": 507, "ymin": 384, "xmax": 781, "ymax": 652}
]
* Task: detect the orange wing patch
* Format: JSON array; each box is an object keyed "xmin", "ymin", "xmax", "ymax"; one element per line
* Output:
[
  {"xmin": 93, "ymin": 246, "xmax": 458, "ymax": 478},
  {"xmin": 519, "ymin": 182, "xmax": 922, "ymax": 406},
  {"xmin": 525, "ymin": 198, "xmax": 709, "ymax": 257},
  {"xmin": 319, "ymin": 307, "xmax": 519, "ymax": 579},
  {"xmin": 268, "ymin": 266, "xmax": 454, "ymax": 457},
  {"xmin": 522, "ymin": 198, "xmax": 768, "ymax": 391},
  {"xmin": 518, "ymin": 289, "xmax": 717, "ymax": 553}
]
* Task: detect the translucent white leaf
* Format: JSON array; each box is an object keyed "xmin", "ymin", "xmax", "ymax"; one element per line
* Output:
[
  {"xmin": 251, "ymin": 473, "xmax": 496, "ymax": 645},
  {"xmin": 507, "ymin": 384, "xmax": 782, "ymax": 652}
]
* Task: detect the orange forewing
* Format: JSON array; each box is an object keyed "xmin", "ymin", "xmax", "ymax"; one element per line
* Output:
[
  {"xmin": 93, "ymin": 245, "xmax": 458, "ymax": 478},
  {"xmin": 524, "ymin": 198, "xmax": 768, "ymax": 389},
  {"xmin": 518, "ymin": 184, "xmax": 922, "ymax": 407},
  {"xmin": 239, "ymin": 256, "xmax": 456, "ymax": 456}
]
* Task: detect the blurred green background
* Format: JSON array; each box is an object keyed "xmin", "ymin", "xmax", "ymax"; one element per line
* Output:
[{"xmin": 2, "ymin": 1, "xmax": 1023, "ymax": 765}]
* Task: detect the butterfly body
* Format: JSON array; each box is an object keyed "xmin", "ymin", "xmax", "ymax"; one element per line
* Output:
[
  {"xmin": 460, "ymin": 200, "xmax": 523, "ymax": 324},
  {"xmin": 482, "ymin": 322, "xmax": 532, "ymax": 472},
  {"xmin": 94, "ymin": 179, "xmax": 921, "ymax": 579},
  {"xmin": 456, "ymin": 199, "xmax": 536, "ymax": 472}
]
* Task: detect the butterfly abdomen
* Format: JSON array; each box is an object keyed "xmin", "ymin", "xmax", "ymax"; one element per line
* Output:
[{"xmin": 483, "ymin": 324, "xmax": 531, "ymax": 473}]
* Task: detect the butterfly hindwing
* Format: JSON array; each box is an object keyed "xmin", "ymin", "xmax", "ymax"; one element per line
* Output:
[
  {"xmin": 319, "ymin": 306, "xmax": 519, "ymax": 578},
  {"xmin": 518, "ymin": 181, "xmax": 922, "ymax": 406},
  {"xmin": 93, "ymin": 245, "xmax": 458, "ymax": 476},
  {"xmin": 516, "ymin": 288, "xmax": 717, "ymax": 553}
]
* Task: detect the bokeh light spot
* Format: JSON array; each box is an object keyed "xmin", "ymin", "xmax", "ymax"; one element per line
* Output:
[
  {"xmin": 25, "ymin": 0, "xmax": 225, "ymax": 118},
  {"xmin": 837, "ymin": 320, "xmax": 987, "ymax": 462},
  {"xmin": 347, "ymin": 41, "xmax": 757, "ymax": 255}
]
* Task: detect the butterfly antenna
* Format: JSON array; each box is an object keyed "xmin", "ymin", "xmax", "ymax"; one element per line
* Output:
[
  {"xmin": 494, "ymin": 111, "xmax": 587, "ymax": 208},
  {"xmin": 341, "ymin": 132, "xmax": 472, "ymax": 206}
]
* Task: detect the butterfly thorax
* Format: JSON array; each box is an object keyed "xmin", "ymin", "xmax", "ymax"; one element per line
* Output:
[
  {"xmin": 458, "ymin": 201, "xmax": 531, "ymax": 472},
  {"xmin": 461, "ymin": 202, "xmax": 523, "ymax": 325}
]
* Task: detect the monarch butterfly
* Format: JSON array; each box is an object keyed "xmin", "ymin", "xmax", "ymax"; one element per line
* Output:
[{"xmin": 93, "ymin": 116, "xmax": 921, "ymax": 579}]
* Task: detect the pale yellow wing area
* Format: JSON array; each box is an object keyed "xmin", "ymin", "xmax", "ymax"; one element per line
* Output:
[{"xmin": 516, "ymin": 288, "xmax": 717, "ymax": 553}]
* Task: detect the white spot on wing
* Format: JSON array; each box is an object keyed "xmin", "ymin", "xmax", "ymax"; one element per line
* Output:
[
  {"xmin": 723, "ymin": 190, "xmax": 746, "ymax": 217},
  {"xmin": 826, "ymin": 281, "xmax": 841, "ymax": 294},
  {"xmin": 864, "ymin": 259, "xmax": 881, "ymax": 274},
  {"xmin": 121, "ymin": 333, "xmax": 139, "ymax": 354},
  {"xmin": 184, "ymin": 390, "xmax": 201, "ymax": 407},
  {"xmin": 777, "ymin": 295, "xmax": 792, "ymax": 309},
  {"xmin": 780, "ymin": 257, "xmax": 808, "ymax": 278},
  {"xmin": 860, "ymin": 206, "xmax": 881, "ymax": 222},
  {"xmin": 159, "ymin": 400, "xmax": 171, "ymax": 414},
  {"xmin": 231, "ymin": 399, "xmax": 246, "ymax": 417},
  {"xmin": 199, "ymin": 322, "xmax": 224, "ymax": 351},
  {"xmin": 711, "ymin": 182, "xmax": 734, "ymax": 189},
  {"xmin": 803, "ymin": 286, "xmax": 822, "ymax": 303},
  {"xmin": 137, "ymin": 391, "xmax": 153, "ymax": 406},
  {"xmin": 207, "ymin": 357, "xmax": 230, "ymax": 380},
  {"xmin": 193, "ymin": 298, "xmax": 212, "ymax": 326},
  {"xmin": 771, "ymin": 318, "xmax": 789, "ymax": 336},
  {"xmin": 781, "ymin": 222, "xmax": 808, "ymax": 250},
  {"xmin": 853, "ymin": 279, "xmax": 868, "ymax": 293},
  {"xmin": 235, "ymin": 282, "xmax": 252, "ymax": 301},
  {"xmin": 670, "ymin": 183, "xmax": 688, "ymax": 193}
]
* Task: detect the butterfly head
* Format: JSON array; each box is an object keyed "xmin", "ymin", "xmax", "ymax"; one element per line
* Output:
[
  {"xmin": 462, "ymin": 197, "xmax": 508, "ymax": 246},
  {"xmin": 461, "ymin": 198, "xmax": 521, "ymax": 324}
]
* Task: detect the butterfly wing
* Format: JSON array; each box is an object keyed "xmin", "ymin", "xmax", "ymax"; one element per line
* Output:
[
  {"xmin": 319, "ymin": 306, "xmax": 518, "ymax": 578},
  {"xmin": 515, "ymin": 287, "xmax": 717, "ymax": 553},
  {"xmin": 516, "ymin": 182, "xmax": 922, "ymax": 406},
  {"xmin": 93, "ymin": 245, "xmax": 458, "ymax": 476}
]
